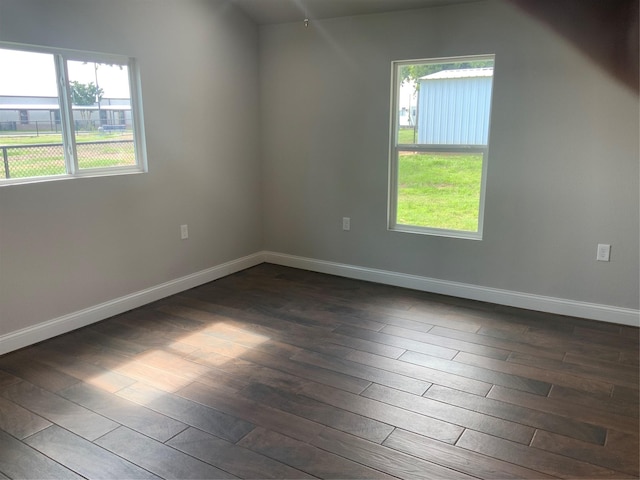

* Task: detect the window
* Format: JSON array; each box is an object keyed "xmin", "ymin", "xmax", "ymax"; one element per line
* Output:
[
  {"xmin": 0, "ymin": 43, "xmax": 146, "ymax": 185},
  {"xmin": 389, "ymin": 55, "xmax": 495, "ymax": 239}
]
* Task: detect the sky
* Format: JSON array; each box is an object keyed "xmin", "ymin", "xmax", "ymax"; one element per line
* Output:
[{"xmin": 0, "ymin": 47, "xmax": 131, "ymax": 99}]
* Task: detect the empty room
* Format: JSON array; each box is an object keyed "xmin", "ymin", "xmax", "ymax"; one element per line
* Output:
[{"xmin": 0, "ymin": 0, "xmax": 638, "ymax": 478}]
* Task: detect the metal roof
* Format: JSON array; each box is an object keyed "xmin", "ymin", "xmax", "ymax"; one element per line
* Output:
[{"xmin": 420, "ymin": 67, "xmax": 493, "ymax": 80}]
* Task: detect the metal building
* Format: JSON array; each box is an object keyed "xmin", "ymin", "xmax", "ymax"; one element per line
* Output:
[{"xmin": 417, "ymin": 67, "xmax": 493, "ymax": 145}]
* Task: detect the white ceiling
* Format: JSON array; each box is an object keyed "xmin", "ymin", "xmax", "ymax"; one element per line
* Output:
[{"xmin": 231, "ymin": 0, "xmax": 482, "ymax": 25}]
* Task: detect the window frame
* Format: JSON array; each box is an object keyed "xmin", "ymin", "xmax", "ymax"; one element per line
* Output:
[
  {"xmin": 388, "ymin": 54, "xmax": 495, "ymax": 240},
  {"xmin": 0, "ymin": 42, "xmax": 147, "ymax": 187}
]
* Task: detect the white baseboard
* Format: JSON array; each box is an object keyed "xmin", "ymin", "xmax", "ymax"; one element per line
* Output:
[
  {"xmin": 2, "ymin": 250, "xmax": 637, "ymax": 356},
  {"xmin": 264, "ymin": 251, "xmax": 640, "ymax": 327},
  {"xmin": 0, "ymin": 252, "xmax": 265, "ymax": 356}
]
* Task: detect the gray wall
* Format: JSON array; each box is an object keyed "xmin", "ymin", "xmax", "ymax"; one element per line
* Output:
[
  {"xmin": 0, "ymin": 0, "xmax": 262, "ymax": 336},
  {"xmin": 260, "ymin": 1, "xmax": 639, "ymax": 309},
  {"xmin": 0, "ymin": 0, "xmax": 637, "ymax": 343}
]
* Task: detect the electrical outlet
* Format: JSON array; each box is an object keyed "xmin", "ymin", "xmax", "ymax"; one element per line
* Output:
[
  {"xmin": 342, "ymin": 217, "xmax": 351, "ymax": 231},
  {"xmin": 180, "ymin": 224, "xmax": 189, "ymax": 240},
  {"xmin": 596, "ymin": 243, "xmax": 610, "ymax": 262}
]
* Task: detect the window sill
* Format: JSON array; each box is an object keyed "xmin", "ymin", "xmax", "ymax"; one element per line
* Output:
[
  {"xmin": 0, "ymin": 168, "xmax": 146, "ymax": 187},
  {"xmin": 389, "ymin": 224, "xmax": 483, "ymax": 241}
]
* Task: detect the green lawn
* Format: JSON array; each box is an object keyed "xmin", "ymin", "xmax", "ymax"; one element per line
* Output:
[
  {"xmin": 398, "ymin": 127, "xmax": 417, "ymax": 145},
  {"xmin": 0, "ymin": 133, "xmax": 135, "ymax": 179},
  {"xmin": 0, "ymin": 131, "xmax": 132, "ymax": 145},
  {"xmin": 397, "ymin": 151, "xmax": 483, "ymax": 232},
  {"xmin": 4, "ymin": 132, "xmax": 481, "ymax": 233}
]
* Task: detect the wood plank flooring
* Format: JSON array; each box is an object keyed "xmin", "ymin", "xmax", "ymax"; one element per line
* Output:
[{"xmin": 0, "ymin": 263, "xmax": 638, "ymax": 479}]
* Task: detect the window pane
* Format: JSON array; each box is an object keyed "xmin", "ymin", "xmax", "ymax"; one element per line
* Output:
[
  {"xmin": 0, "ymin": 48, "xmax": 65, "ymax": 179},
  {"xmin": 397, "ymin": 151, "xmax": 484, "ymax": 232},
  {"xmin": 398, "ymin": 59, "xmax": 494, "ymax": 147},
  {"xmin": 67, "ymin": 60, "xmax": 135, "ymax": 170}
]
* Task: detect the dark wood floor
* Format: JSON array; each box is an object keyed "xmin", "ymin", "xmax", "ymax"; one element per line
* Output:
[{"xmin": 0, "ymin": 264, "xmax": 638, "ymax": 479}]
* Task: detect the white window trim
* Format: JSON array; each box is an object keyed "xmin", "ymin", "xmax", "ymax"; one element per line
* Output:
[
  {"xmin": 388, "ymin": 55, "xmax": 494, "ymax": 240},
  {"xmin": 0, "ymin": 42, "xmax": 147, "ymax": 187}
]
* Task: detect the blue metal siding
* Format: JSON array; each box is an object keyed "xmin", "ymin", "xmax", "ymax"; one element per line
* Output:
[{"xmin": 417, "ymin": 76, "xmax": 493, "ymax": 145}]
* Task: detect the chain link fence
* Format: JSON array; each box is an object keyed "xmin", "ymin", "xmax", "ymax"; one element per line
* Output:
[
  {"xmin": 76, "ymin": 140, "xmax": 136, "ymax": 170},
  {"xmin": 0, "ymin": 120, "xmax": 125, "ymax": 135},
  {"xmin": 1, "ymin": 140, "xmax": 135, "ymax": 179}
]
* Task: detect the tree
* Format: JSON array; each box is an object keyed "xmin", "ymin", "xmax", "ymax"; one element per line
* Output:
[{"xmin": 69, "ymin": 81, "xmax": 104, "ymax": 129}]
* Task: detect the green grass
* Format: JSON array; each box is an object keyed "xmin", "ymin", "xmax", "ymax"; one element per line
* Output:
[
  {"xmin": 0, "ymin": 131, "xmax": 132, "ymax": 146},
  {"xmin": 4, "ymin": 133, "xmax": 481, "ymax": 233},
  {"xmin": 397, "ymin": 152, "xmax": 483, "ymax": 232},
  {"xmin": 0, "ymin": 134, "xmax": 135, "ymax": 179},
  {"xmin": 398, "ymin": 127, "xmax": 417, "ymax": 144}
]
